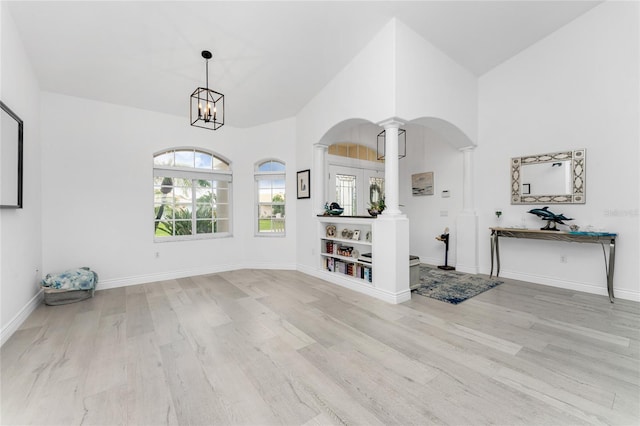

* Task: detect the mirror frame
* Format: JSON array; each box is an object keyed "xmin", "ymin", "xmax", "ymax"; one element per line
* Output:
[
  {"xmin": 0, "ymin": 100, "xmax": 24, "ymax": 209},
  {"xmin": 511, "ymin": 149, "xmax": 585, "ymax": 204}
]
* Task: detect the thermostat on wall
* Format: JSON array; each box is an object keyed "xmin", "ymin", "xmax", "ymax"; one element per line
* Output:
[{"xmin": 442, "ymin": 190, "xmax": 450, "ymax": 198}]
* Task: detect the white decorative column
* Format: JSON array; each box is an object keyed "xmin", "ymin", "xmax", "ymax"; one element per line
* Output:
[
  {"xmin": 456, "ymin": 146, "xmax": 479, "ymax": 274},
  {"xmin": 379, "ymin": 119, "xmax": 404, "ymax": 217},
  {"xmin": 313, "ymin": 144, "xmax": 328, "ymax": 216},
  {"xmin": 372, "ymin": 118, "xmax": 410, "ymax": 303},
  {"xmin": 461, "ymin": 146, "xmax": 474, "ymax": 212}
]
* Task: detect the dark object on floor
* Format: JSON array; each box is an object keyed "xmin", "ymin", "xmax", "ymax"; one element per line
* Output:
[
  {"xmin": 413, "ymin": 265, "xmax": 502, "ymax": 304},
  {"xmin": 435, "ymin": 227, "xmax": 455, "ymax": 270},
  {"xmin": 41, "ymin": 267, "xmax": 98, "ymax": 305}
]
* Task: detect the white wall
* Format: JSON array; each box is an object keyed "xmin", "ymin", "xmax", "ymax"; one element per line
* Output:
[
  {"xmin": 296, "ymin": 19, "xmax": 398, "ymax": 149},
  {"xmin": 41, "ymin": 93, "xmax": 297, "ymax": 290},
  {"xmin": 395, "ymin": 20, "xmax": 477, "ymax": 147},
  {"xmin": 477, "ymin": 1, "xmax": 639, "ymax": 300},
  {"xmin": 400, "ymin": 125, "xmax": 464, "ymax": 266},
  {"xmin": 0, "ymin": 4, "xmax": 43, "ymax": 343}
]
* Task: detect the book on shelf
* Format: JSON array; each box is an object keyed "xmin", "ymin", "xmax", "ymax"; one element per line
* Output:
[
  {"xmin": 326, "ymin": 257, "xmax": 335, "ymax": 272},
  {"xmin": 325, "ymin": 241, "xmax": 334, "ymax": 254},
  {"xmin": 358, "ymin": 252, "xmax": 372, "ymax": 263}
]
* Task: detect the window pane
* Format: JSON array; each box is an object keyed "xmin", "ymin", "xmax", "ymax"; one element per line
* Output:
[
  {"xmin": 273, "ymin": 205, "xmax": 285, "ymax": 218},
  {"xmin": 336, "ymin": 174, "xmax": 357, "ymax": 215},
  {"xmin": 258, "ymin": 160, "xmax": 285, "ymax": 172},
  {"xmin": 196, "ymin": 204, "xmax": 213, "ymax": 219},
  {"xmin": 216, "ymin": 219, "xmax": 229, "ymax": 233},
  {"xmin": 174, "ymin": 220, "xmax": 192, "ymax": 235},
  {"xmin": 155, "ymin": 221, "xmax": 172, "ymax": 237},
  {"xmin": 154, "ymin": 204, "xmax": 172, "ymax": 220},
  {"xmin": 216, "ymin": 203, "xmax": 229, "ymax": 219},
  {"xmin": 154, "ymin": 152, "xmax": 174, "ymax": 166},
  {"xmin": 272, "ymin": 179, "xmax": 285, "ymax": 189},
  {"xmin": 259, "ymin": 189, "xmax": 273, "ymax": 203},
  {"xmin": 196, "ymin": 220, "xmax": 213, "ymax": 234},
  {"xmin": 215, "ymin": 186, "xmax": 229, "ymax": 203},
  {"xmin": 195, "ymin": 151, "xmax": 213, "ymax": 169},
  {"xmin": 259, "ymin": 205, "xmax": 273, "ymax": 218},
  {"xmin": 272, "ymin": 192, "xmax": 285, "ymax": 204},
  {"xmin": 196, "ymin": 188, "xmax": 213, "ymax": 203},
  {"xmin": 212, "ymin": 157, "xmax": 230, "ymax": 171},
  {"xmin": 195, "ymin": 179, "xmax": 212, "ymax": 188},
  {"xmin": 270, "ymin": 162, "xmax": 285, "ymax": 172},
  {"xmin": 258, "ymin": 179, "xmax": 271, "ymax": 189},
  {"xmin": 174, "ymin": 205, "xmax": 192, "ymax": 217},
  {"xmin": 175, "ymin": 150, "xmax": 194, "ymax": 168}
]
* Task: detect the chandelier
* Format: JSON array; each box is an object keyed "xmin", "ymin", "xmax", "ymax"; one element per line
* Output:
[
  {"xmin": 190, "ymin": 50, "xmax": 224, "ymax": 130},
  {"xmin": 377, "ymin": 128, "xmax": 406, "ymax": 160}
]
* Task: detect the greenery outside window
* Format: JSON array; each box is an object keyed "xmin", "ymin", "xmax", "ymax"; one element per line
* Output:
[
  {"xmin": 154, "ymin": 148, "xmax": 232, "ymax": 240},
  {"xmin": 255, "ymin": 159, "xmax": 285, "ymax": 235}
]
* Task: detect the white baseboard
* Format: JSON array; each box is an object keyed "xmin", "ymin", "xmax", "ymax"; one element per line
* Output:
[
  {"xmin": 96, "ymin": 262, "xmax": 297, "ymax": 291},
  {"xmin": 454, "ymin": 263, "xmax": 479, "ymax": 274},
  {"xmin": 1, "ymin": 289, "xmax": 43, "ymax": 347},
  {"xmin": 498, "ymin": 270, "xmax": 640, "ymax": 302},
  {"xmin": 297, "ymin": 264, "xmax": 411, "ymax": 304}
]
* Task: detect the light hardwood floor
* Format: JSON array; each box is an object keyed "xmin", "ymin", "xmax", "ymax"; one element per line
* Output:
[{"xmin": 1, "ymin": 269, "xmax": 638, "ymax": 425}]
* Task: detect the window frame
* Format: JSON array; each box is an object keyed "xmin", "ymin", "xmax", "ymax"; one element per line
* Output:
[
  {"xmin": 153, "ymin": 147, "xmax": 233, "ymax": 242},
  {"xmin": 254, "ymin": 159, "xmax": 286, "ymax": 237}
]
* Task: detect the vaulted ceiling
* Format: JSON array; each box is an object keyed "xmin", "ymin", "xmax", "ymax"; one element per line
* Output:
[{"xmin": 6, "ymin": 1, "xmax": 601, "ymax": 128}]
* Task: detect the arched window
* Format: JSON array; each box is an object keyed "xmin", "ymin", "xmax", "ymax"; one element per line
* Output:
[
  {"xmin": 255, "ymin": 159, "xmax": 285, "ymax": 235},
  {"xmin": 153, "ymin": 148, "xmax": 232, "ymax": 240}
]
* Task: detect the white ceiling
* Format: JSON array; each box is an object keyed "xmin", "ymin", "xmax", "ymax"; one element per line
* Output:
[{"xmin": 6, "ymin": 1, "xmax": 602, "ymax": 128}]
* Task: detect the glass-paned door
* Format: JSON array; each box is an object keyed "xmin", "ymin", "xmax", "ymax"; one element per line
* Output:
[{"xmin": 329, "ymin": 165, "xmax": 384, "ymax": 215}]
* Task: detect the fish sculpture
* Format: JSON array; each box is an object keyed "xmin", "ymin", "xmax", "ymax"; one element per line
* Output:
[{"xmin": 528, "ymin": 206, "xmax": 573, "ymax": 231}]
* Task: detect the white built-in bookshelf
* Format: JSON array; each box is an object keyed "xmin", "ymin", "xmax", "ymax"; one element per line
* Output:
[{"xmin": 318, "ymin": 215, "xmax": 375, "ymax": 285}]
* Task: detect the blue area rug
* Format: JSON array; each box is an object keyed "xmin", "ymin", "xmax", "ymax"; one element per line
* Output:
[{"xmin": 413, "ymin": 266, "xmax": 502, "ymax": 304}]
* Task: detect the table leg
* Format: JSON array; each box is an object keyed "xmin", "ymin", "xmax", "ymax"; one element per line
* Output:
[
  {"xmin": 490, "ymin": 231, "xmax": 501, "ymax": 278},
  {"xmin": 495, "ymin": 234, "xmax": 500, "ymax": 277},
  {"xmin": 607, "ymin": 238, "xmax": 616, "ymax": 303},
  {"xmin": 490, "ymin": 232, "xmax": 495, "ymax": 277}
]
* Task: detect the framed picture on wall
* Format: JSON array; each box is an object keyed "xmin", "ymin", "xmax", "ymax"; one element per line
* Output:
[
  {"xmin": 412, "ymin": 172, "xmax": 434, "ymax": 196},
  {"xmin": 297, "ymin": 169, "xmax": 310, "ymax": 199}
]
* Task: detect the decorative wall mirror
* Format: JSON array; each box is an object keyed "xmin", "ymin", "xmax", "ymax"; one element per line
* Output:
[
  {"xmin": 0, "ymin": 101, "xmax": 24, "ymax": 208},
  {"xmin": 511, "ymin": 149, "xmax": 585, "ymax": 204}
]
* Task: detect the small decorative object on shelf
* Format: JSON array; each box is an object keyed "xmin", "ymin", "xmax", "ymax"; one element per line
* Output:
[
  {"xmin": 325, "ymin": 225, "xmax": 337, "ymax": 237},
  {"xmin": 324, "ymin": 202, "xmax": 344, "ymax": 216},
  {"xmin": 528, "ymin": 206, "xmax": 573, "ymax": 231},
  {"xmin": 368, "ymin": 197, "xmax": 385, "ymax": 217},
  {"xmin": 352, "ymin": 230, "xmax": 361, "ymax": 240},
  {"xmin": 337, "ymin": 245, "xmax": 354, "ymax": 257}
]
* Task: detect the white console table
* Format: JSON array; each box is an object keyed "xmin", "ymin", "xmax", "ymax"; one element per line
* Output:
[{"xmin": 489, "ymin": 227, "xmax": 617, "ymax": 303}]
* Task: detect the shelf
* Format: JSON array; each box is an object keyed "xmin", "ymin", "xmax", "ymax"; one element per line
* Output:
[
  {"xmin": 320, "ymin": 252, "xmax": 371, "ymax": 264},
  {"xmin": 321, "ymin": 236, "xmax": 371, "ymax": 246},
  {"xmin": 317, "ymin": 214, "xmax": 376, "ymax": 219}
]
